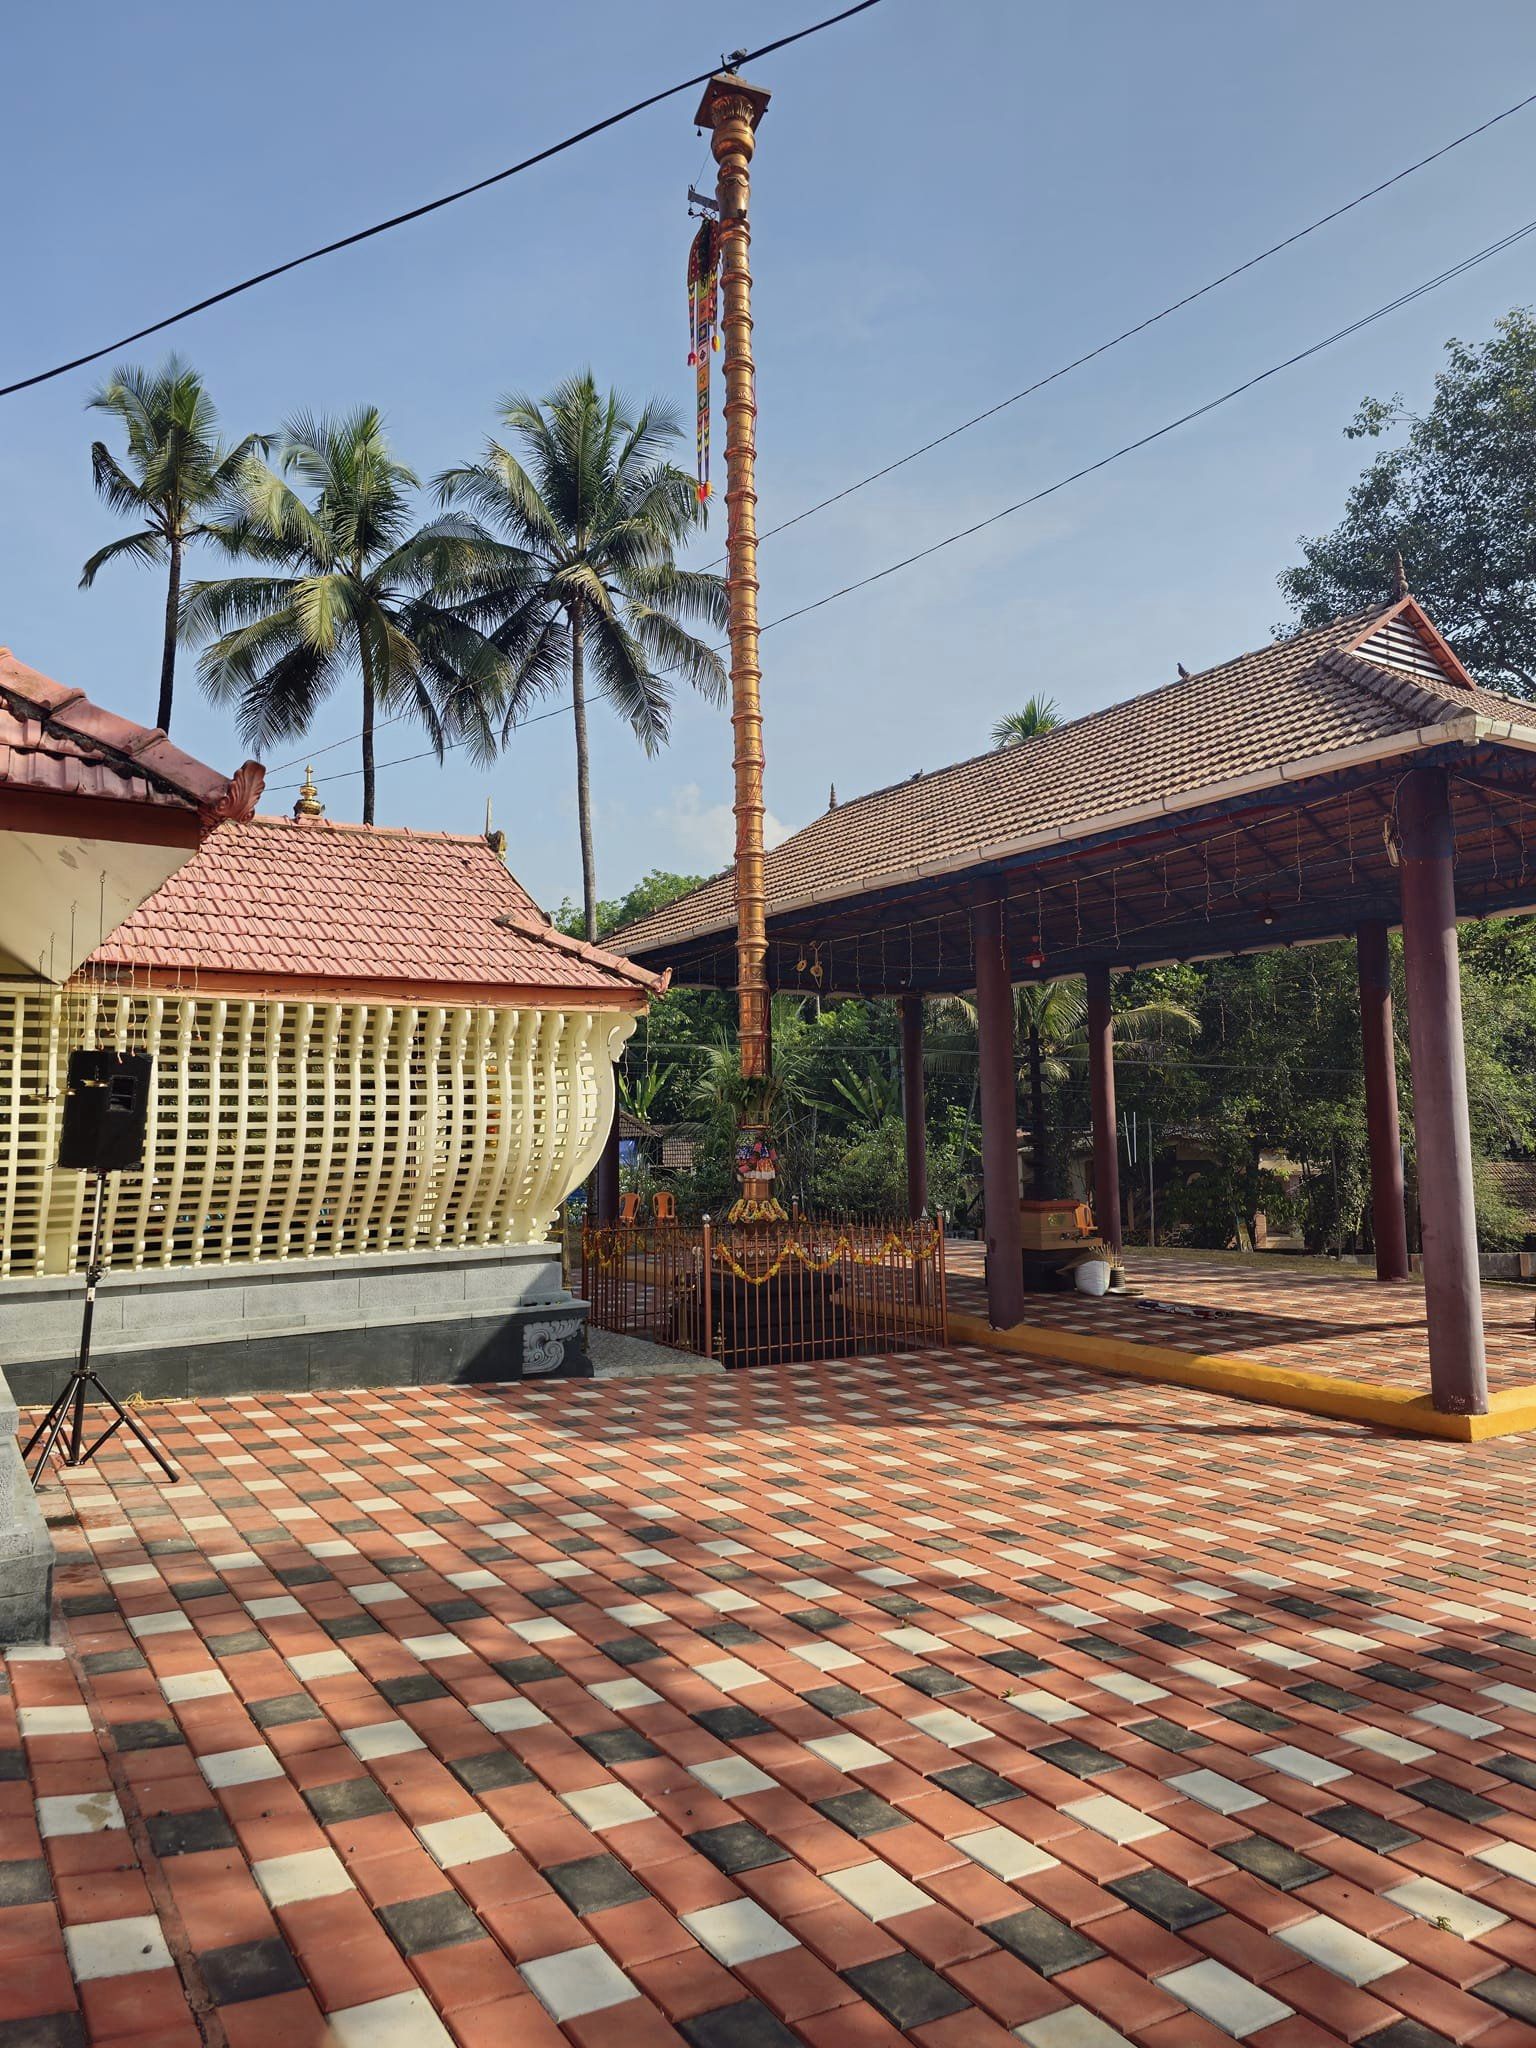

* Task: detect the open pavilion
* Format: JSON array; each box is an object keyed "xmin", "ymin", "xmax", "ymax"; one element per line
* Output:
[{"xmin": 614, "ymin": 591, "xmax": 1536, "ymax": 1436}]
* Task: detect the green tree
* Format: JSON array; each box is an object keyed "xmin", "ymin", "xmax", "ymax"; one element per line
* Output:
[
  {"xmin": 1281, "ymin": 309, "xmax": 1536, "ymax": 692},
  {"xmin": 991, "ymin": 694, "xmax": 1061, "ymax": 747},
  {"xmin": 182, "ymin": 408, "xmax": 507, "ymax": 823},
  {"xmin": 80, "ymin": 357, "xmax": 267, "ymax": 734},
  {"xmin": 439, "ymin": 375, "xmax": 729, "ymax": 941},
  {"xmin": 556, "ymin": 869, "xmax": 710, "ymax": 943}
]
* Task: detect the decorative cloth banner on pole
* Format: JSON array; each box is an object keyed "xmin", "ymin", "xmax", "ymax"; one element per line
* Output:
[{"xmin": 686, "ymin": 217, "xmax": 719, "ymax": 507}]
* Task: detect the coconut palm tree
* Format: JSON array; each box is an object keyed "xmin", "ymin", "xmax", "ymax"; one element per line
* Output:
[
  {"xmin": 438, "ymin": 374, "xmax": 728, "ymax": 941},
  {"xmin": 80, "ymin": 357, "xmax": 267, "ymax": 735},
  {"xmin": 182, "ymin": 409, "xmax": 509, "ymax": 823},
  {"xmin": 991, "ymin": 694, "xmax": 1060, "ymax": 747}
]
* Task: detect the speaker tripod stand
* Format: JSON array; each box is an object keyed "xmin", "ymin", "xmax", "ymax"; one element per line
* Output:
[{"xmin": 24, "ymin": 1172, "xmax": 179, "ymax": 1487}]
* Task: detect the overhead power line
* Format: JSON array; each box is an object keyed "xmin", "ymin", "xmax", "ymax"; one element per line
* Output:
[
  {"xmin": 758, "ymin": 213, "xmax": 1536, "ymax": 635},
  {"xmin": 0, "ymin": 0, "xmax": 881, "ymax": 401},
  {"xmin": 283, "ymin": 208, "xmax": 1536, "ymax": 795},
  {"xmin": 707, "ymin": 84, "xmax": 1536, "ymax": 563}
]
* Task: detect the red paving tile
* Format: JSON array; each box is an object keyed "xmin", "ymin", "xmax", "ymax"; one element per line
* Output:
[
  {"xmin": 3, "ymin": 1344, "xmax": 1536, "ymax": 2046},
  {"xmin": 947, "ymin": 1240, "xmax": 1536, "ymax": 1391}
]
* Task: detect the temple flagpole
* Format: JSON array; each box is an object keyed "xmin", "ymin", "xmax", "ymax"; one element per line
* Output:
[{"xmin": 696, "ymin": 68, "xmax": 783, "ymax": 1222}]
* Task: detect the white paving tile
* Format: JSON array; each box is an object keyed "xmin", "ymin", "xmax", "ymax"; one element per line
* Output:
[
  {"xmin": 1346, "ymin": 1726, "xmax": 1434, "ymax": 1765},
  {"xmin": 1006, "ymin": 1689, "xmax": 1086, "ymax": 1725},
  {"xmin": 36, "ymin": 1790, "xmax": 124, "ymax": 1838},
  {"xmin": 909, "ymin": 1707, "xmax": 990, "ymax": 1748},
  {"xmin": 520, "ymin": 1944, "xmax": 638, "ymax": 2021},
  {"xmin": 954, "ymin": 1827, "xmax": 1058, "ymax": 1881},
  {"xmin": 1276, "ymin": 1913, "xmax": 1402, "ymax": 1985},
  {"xmin": 824, "ymin": 1860, "xmax": 930, "ymax": 1921},
  {"xmin": 1476, "ymin": 1839, "xmax": 1536, "ymax": 1882},
  {"xmin": 127, "ymin": 1609, "xmax": 191, "ymax": 1637},
  {"xmin": 341, "ymin": 1720, "xmax": 426, "ymax": 1760},
  {"xmin": 399, "ymin": 1633, "xmax": 471, "ymax": 1662},
  {"xmin": 688, "ymin": 1757, "xmax": 777, "ymax": 1798},
  {"xmin": 244, "ymin": 1595, "xmax": 304, "ymax": 1619},
  {"xmin": 200, "ymin": 1744, "xmax": 285, "ymax": 1787},
  {"xmin": 589, "ymin": 1678, "xmax": 662, "ymax": 1710},
  {"xmin": 329, "ymin": 1988, "xmax": 455, "ymax": 2047},
  {"xmin": 681, "ymin": 1897, "xmax": 800, "ymax": 1965},
  {"xmin": 1060, "ymin": 1794, "xmax": 1165, "ymax": 1845},
  {"xmin": 1253, "ymin": 1744, "xmax": 1350, "ymax": 1787},
  {"xmin": 804, "ymin": 1734, "xmax": 889, "ymax": 1772},
  {"xmin": 692, "ymin": 1659, "xmax": 765, "ymax": 1695},
  {"xmin": 64, "ymin": 1913, "xmax": 172, "ymax": 1980},
  {"xmin": 1166, "ymin": 1769, "xmax": 1264, "ymax": 1815},
  {"xmin": 160, "ymin": 1668, "xmax": 232, "ymax": 1703},
  {"xmin": 253, "ymin": 1846, "xmax": 354, "ymax": 1905},
  {"xmin": 1384, "ymin": 1876, "xmax": 1507, "ymax": 1939},
  {"xmin": 1156, "ymin": 1959, "xmax": 1293, "ymax": 2038},
  {"xmin": 471, "ymin": 1696, "xmax": 548, "ymax": 1733},
  {"xmin": 17, "ymin": 1706, "xmax": 91, "ymax": 1737},
  {"xmin": 1016, "ymin": 2008, "xmax": 1134, "ymax": 2047},
  {"xmin": 286, "ymin": 1650, "xmax": 355, "ymax": 1681},
  {"xmin": 351, "ymin": 1581, "xmax": 409, "ymax": 1606},
  {"xmin": 562, "ymin": 1784, "xmax": 653, "ymax": 1832},
  {"xmin": 1410, "ymin": 1702, "xmax": 1502, "ymax": 1740},
  {"xmin": 417, "ymin": 1813, "xmax": 513, "ymax": 1868}
]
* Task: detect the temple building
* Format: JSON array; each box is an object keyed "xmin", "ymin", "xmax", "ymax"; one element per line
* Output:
[{"xmin": 0, "ymin": 762, "xmax": 658, "ymax": 1412}]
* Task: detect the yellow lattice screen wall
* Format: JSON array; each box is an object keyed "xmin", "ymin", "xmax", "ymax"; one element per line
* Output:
[{"xmin": 0, "ymin": 983, "xmax": 632, "ymax": 1278}]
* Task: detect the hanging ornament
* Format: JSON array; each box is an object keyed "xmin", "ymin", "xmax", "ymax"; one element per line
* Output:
[{"xmin": 686, "ymin": 216, "xmax": 720, "ymax": 510}]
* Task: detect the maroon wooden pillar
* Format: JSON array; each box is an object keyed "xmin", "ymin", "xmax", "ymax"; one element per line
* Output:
[
  {"xmin": 1398, "ymin": 768, "xmax": 1488, "ymax": 1414},
  {"xmin": 1356, "ymin": 919, "xmax": 1410, "ymax": 1281},
  {"xmin": 974, "ymin": 899, "xmax": 1025, "ymax": 1329},
  {"xmin": 900, "ymin": 993, "xmax": 928, "ymax": 1220},
  {"xmin": 1085, "ymin": 964, "xmax": 1122, "ymax": 1261},
  {"xmin": 595, "ymin": 1103, "xmax": 621, "ymax": 1223}
]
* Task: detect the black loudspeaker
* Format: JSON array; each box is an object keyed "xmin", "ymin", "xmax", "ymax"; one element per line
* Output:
[{"xmin": 57, "ymin": 1050, "xmax": 153, "ymax": 1172}]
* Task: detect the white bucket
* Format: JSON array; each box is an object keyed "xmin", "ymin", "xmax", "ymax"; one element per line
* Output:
[{"xmin": 1074, "ymin": 1258, "xmax": 1111, "ymax": 1297}]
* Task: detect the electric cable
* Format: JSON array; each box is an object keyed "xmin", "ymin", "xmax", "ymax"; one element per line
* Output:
[{"xmin": 0, "ymin": 0, "xmax": 882, "ymax": 400}]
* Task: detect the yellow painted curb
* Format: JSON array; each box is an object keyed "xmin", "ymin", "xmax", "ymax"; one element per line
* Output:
[{"xmin": 945, "ymin": 1309, "xmax": 1536, "ymax": 1440}]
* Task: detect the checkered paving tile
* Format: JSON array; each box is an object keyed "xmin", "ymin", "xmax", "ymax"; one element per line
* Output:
[
  {"xmin": 948, "ymin": 1243, "xmax": 1536, "ymax": 1391},
  {"xmin": 7, "ymin": 1346, "xmax": 1536, "ymax": 2045}
]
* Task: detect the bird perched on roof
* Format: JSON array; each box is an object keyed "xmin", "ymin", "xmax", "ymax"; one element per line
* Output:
[{"xmin": 1177, "ymin": 662, "xmax": 1192, "ymax": 680}]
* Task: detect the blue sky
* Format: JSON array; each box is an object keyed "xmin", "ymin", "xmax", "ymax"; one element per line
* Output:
[{"xmin": 6, "ymin": 1, "xmax": 1536, "ymax": 914}]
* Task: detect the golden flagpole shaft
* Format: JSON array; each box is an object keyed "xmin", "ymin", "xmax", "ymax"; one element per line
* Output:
[{"xmin": 697, "ymin": 70, "xmax": 780, "ymax": 1222}]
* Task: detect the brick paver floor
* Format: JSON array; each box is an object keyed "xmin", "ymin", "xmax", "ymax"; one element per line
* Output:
[
  {"xmin": 9, "ymin": 1348, "xmax": 1536, "ymax": 2047},
  {"xmin": 946, "ymin": 1244, "xmax": 1536, "ymax": 1392}
]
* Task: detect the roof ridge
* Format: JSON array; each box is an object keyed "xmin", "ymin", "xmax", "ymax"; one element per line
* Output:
[
  {"xmin": 248, "ymin": 812, "xmax": 512, "ymax": 846},
  {"xmin": 1317, "ymin": 646, "xmax": 1475, "ymax": 727},
  {"xmin": 492, "ymin": 902, "xmax": 666, "ymax": 993}
]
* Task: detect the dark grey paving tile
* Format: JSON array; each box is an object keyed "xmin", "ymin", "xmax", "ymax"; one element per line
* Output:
[
  {"xmin": 0, "ymin": 1858, "xmax": 51, "ymax": 1906},
  {"xmin": 450, "ymin": 1750, "xmax": 534, "ymax": 1794},
  {"xmin": 200, "ymin": 1936, "xmax": 306, "ymax": 2006},
  {"xmin": 493, "ymin": 1655, "xmax": 563, "ymax": 1686},
  {"xmin": 148, "ymin": 1809, "xmax": 238, "ymax": 1857},
  {"xmin": 984, "ymin": 1906, "xmax": 1106, "ymax": 1978},
  {"xmin": 380, "ymin": 1890, "xmax": 486, "ymax": 1956},
  {"xmin": 1289, "ymin": 1681, "xmax": 1360, "ymax": 1713},
  {"xmin": 250, "ymin": 1692, "xmax": 322, "ymax": 1730},
  {"xmin": 981, "ymin": 1650, "xmax": 1049, "ymax": 1678},
  {"xmin": 1358, "ymin": 2021, "xmax": 1456, "ymax": 2048},
  {"xmin": 378, "ymin": 1674, "xmax": 448, "ymax": 1707},
  {"xmin": 1125, "ymin": 1717, "xmax": 1208, "ymax": 1754},
  {"xmin": 578, "ymin": 1728, "xmax": 660, "ymax": 1766},
  {"xmin": 0, "ymin": 2015, "xmax": 86, "ymax": 2048},
  {"xmin": 802, "ymin": 1686, "xmax": 874, "ymax": 1719},
  {"xmin": 1487, "ymin": 1753, "xmax": 1536, "ymax": 1792},
  {"xmin": 304, "ymin": 1777, "xmax": 394, "ymax": 1824},
  {"xmin": 1405, "ymin": 1777, "xmax": 1505, "ymax": 1824},
  {"xmin": 843, "ymin": 1953, "xmax": 970, "ymax": 2029},
  {"xmin": 111, "ymin": 1718, "xmax": 183, "ymax": 1752},
  {"xmin": 1477, "ymin": 1967, "xmax": 1536, "ymax": 2021},
  {"xmin": 680, "ymin": 2000, "xmax": 799, "ymax": 2048},
  {"xmin": 694, "ymin": 1706, "xmax": 772, "ymax": 1741},
  {"xmin": 1315, "ymin": 1804, "xmax": 1419, "ymax": 1852},
  {"xmin": 1218, "ymin": 1835, "xmax": 1329, "ymax": 1890},
  {"xmin": 893, "ymin": 1667, "xmax": 970, "ymax": 1698},
  {"xmin": 814, "ymin": 1790, "xmax": 909, "ymax": 1838},
  {"xmin": 543, "ymin": 1853, "xmax": 650, "ymax": 1915},
  {"xmin": 687, "ymin": 1823, "xmax": 788, "ymax": 1875},
  {"xmin": 931, "ymin": 1763, "xmax": 1021, "ymax": 1809},
  {"xmin": 81, "ymin": 1648, "xmax": 146, "ymax": 1677},
  {"xmin": 1030, "ymin": 1738, "xmax": 1121, "ymax": 1779},
  {"xmin": 1107, "ymin": 1868, "xmax": 1223, "ymax": 1932}
]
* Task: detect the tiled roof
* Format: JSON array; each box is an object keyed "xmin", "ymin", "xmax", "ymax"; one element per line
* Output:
[
  {"xmin": 0, "ymin": 647, "xmax": 260, "ymax": 821},
  {"xmin": 86, "ymin": 815, "xmax": 662, "ymax": 998},
  {"xmin": 614, "ymin": 600, "xmax": 1535, "ymax": 959}
]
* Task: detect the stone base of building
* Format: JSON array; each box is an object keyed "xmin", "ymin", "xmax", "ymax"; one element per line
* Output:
[
  {"xmin": 0, "ymin": 1385, "xmax": 55, "ymax": 1643},
  {"xmin": 0, "ymin": 1245, "xmax": 591, "ymax": 1408}
]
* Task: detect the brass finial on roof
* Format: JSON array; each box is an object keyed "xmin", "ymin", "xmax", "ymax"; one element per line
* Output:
[
  {"xmin": 1392, "ymin": 549, "xmax": 1409, "ymax": 599},
  {"xmin": 292, "ymin": 765, "xmax": 324, "ymax": 820}
]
